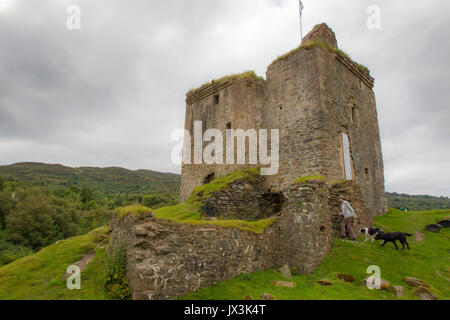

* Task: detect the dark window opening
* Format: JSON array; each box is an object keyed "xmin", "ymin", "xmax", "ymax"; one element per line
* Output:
[
  {"xmin": 320, "ymin": 226, "xmax": 326, "ymax": 232},
  {"xmin": 226, "ymin": 122, "xmax": 232, "ymax": 130},
  {"xmin": 263, "ymin": 191, "xmax": 285, "ymax": 215},
  {"xmin": 352, "ymin": 105, "xmax": 357, "ymax": 123},
  {"xmin": 203, "ymin": 172, "xmax": 215, "ymax": 184},
  {"xmin": 279, "ymin": 105, "xmax": 283, "ymax": 111},
  {"xmin": 214, "ymin": 94, "xmax": 220, "ymax": 105},
  {"xmin": 365, "ymin": 168, "xmax": 369, "ymax": 175}
]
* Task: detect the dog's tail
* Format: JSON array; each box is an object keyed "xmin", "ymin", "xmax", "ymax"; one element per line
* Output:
[{"xmin": 404, "ymin": 233, "xmax": 413, "ymax": 237}]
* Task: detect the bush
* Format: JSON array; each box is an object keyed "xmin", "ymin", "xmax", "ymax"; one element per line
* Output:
[
  {"xmin": 0, "ymin": 239, "xmax": 33, "ymax": 266},
  {"xmin": 104, "ymin": 244, "xmax": 131, "ymax": 300},
  {"xmin": 142, "ymin": 194, "xmax": 169, "ymax": 209}
]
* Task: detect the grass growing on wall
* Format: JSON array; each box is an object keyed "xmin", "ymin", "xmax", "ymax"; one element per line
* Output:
[
  {"xmin": 188, "ymin": 71, "xmax": 264, "ymax": 95},
  {"xmin": 273, "ymin": 39, "xmax": 370, "ymax": 75},
  {"xmin": 112, "ymin": 168, "xmax": 277, "ymax": 234},
  {"xmin": 183, "ymin": 208, "xmax": 450, "ymax": 300},
  {"xmin": 294, "ymin": 175, "xmax": 327, "ymax": 184},
  {"xmin": 191, "ymin": 168, "xmax": 260, "ymax": 200}
]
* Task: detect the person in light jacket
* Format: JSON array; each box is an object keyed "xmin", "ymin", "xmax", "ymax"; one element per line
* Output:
[{"xmin": 338, "ymin": 195, "xmax": 357, "ymax": 240}]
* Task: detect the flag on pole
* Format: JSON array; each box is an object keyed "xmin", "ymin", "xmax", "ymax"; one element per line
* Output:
[{"xmin": 299, "ymin": 1, "xmax": 304, "ymax": 39}]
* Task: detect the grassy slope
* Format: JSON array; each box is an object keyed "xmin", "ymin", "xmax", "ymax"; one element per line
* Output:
[
  {"xmin": 183, "ymin": 208, "xmax": 450, "ymax": 300},
  {"xmin": 0, "ymin": 226, "xmax": 111, "ymax": 300},
  {"xmin": 0, "ymin": 209, "xmax": 447, "ymax": 300}
]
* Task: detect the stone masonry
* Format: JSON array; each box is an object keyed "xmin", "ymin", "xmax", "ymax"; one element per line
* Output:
[
  {"xmin": 110, "ymin": 177, "xmax": 374, "ymax": 300},
  {"xmin": 180, "ymin": 23, "xmax": 387, "ymax": 217},
  {"xmin": 111, "ymin": 23, "xmax": 388, "ymax": 300}
]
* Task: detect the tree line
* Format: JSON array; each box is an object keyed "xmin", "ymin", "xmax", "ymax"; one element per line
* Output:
[{"xmin": 0, "ymin": 174, "xmax": 176, "ymax": 266}]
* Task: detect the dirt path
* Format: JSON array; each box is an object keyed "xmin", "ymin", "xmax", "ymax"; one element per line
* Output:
[{"xmin": 415, "ymin": 232, "xmax": 426, "ymax": 242}]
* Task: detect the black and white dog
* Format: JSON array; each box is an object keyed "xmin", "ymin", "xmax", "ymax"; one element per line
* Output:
[
  {"xmin": 359, "ymin": 227, "xmax": 384, "ymax": 243},
  {"xmin": 375, "ymin": 232, "xmax": 413, "ymax": 250}
]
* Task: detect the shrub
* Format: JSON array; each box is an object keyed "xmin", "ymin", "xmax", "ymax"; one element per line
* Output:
[{"xmin": 104, "ymin": 244, "xmax": 131, "ymax": 300}]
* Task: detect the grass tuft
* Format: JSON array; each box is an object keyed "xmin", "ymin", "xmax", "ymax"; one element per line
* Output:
[
  {"xmin": 114, "ymin": 206, "xmax": 154, "ymax": 220},
  {"xmin": 190, "ymin": 168, "xmax": 260, "ymax": 200},
  {"xmin": 294, "ymin": 175, "xmax": 326, "ymax": 184},
  {"xmin": 187, "ymin": 71, "xmax": 264, "ymax": 96},
  {"xmin": 273, "ymin": 39, "xmax": 370, "ymax": 75}
]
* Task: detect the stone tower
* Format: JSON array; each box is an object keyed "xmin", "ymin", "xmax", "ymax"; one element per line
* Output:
[{"xmin": 180, "ymin": 23, "xmax": 387, "ymax": 217}]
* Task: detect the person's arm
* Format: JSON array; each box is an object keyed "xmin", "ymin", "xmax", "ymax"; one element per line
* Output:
[{"xmin": 345, "ymin": 202, "xmax": 356, "ymax": 217}]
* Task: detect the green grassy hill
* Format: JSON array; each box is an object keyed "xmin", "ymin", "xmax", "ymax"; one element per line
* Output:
[
  {"xmin": 386, "ymin": 192, "xmax": 450, "ymax": 211},
  {"xmin": 0, "ymin": 208, "xmax": 448, "ymax": 300},
  {"xmin": 0, "ymin": 162, "xmax": 180, "ymax": 196}
]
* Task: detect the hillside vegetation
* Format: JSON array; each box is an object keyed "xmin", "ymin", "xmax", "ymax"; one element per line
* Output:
[
  {"xmin": 0, "ymin": 226, "xmax": 111, "ymax": 300},
  {"xmin": 0, "ymin": 162, "xmax": 180, "ymax": 197},
  {"xmin": 386, "ymin": 192, "xmax": 450, "ymax": 211},
  {"xmin": 0, "ymin": 208, "xmax": 448, "ymax": 300}
]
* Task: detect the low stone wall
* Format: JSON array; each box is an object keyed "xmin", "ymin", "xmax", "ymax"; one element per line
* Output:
[
  {"xmin": 201, "ymin": 178, "xmax": 284, "ymax": 221},
  {"xmin": 109, "ymin": 180, "xmax": 374, "ymax": 300},
  {"xmin": 109, "ymin": 215, "xmax": 277, "ymax": 300}
]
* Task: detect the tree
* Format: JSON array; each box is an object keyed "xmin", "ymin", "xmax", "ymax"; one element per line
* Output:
[
  {"xmin": 0, "ymin": 175, "xmax": 4, "ymax": 192},
  {"xmin": 80, "ymin": 187, "xmax": 94, "ymax": 205},
  {"xmin": 4, "ymin": 190, "xmax": 78, "ymax": 250},
  {"xmin": 142, "ymin": 195, "xmax": 169, "ymax": 209}
]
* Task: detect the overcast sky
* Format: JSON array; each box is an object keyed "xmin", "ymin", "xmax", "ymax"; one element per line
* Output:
[{"xmin": 0, "ymin": 0, "xmax": 449, "ymax": 196}]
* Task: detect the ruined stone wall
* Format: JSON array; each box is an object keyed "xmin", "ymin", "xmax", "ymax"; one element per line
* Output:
[
  {"xmin": 201, "ymin": 177, "xmax": 283, "ymax": 221},
  {"xmin": 180, "ymin": 78, "xmax": 265, "ymax": 202},
  {"xmin": 111, "ymin": 179, "xmax": 374, "ymax": 300},
  {"xmin": 315, "ymin": 46, "xmax": 387, "ymax": 216},
  {"xmin": 275, "ymin": 180, "xmax": 334, "ymax": 274},
  {"xmin": 110, "ymin": 214, "xmax": 277, "ymax": 300}
]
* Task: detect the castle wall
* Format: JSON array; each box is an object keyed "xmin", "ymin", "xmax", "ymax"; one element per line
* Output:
[
  {"xmin": 263, "ymin": 48, "xmax": 325, "ymax": 192},
  {"xmin": 110, "ymin": 214, "xmax": 277, "ymax": 300},
  {"xmin": 180, "ymin": 23, "xmax": 387, "ymax": 215},
  {"xmin": 110, "ymin": 180, "xmax": 374, "ymax": 300},
  {"xmin": 316, "ymin": 47, "xmax": 387, "ymax": 216},
  {"xmin": 180, "ymin": 78, "xmax": 265, "ymax": 202}
]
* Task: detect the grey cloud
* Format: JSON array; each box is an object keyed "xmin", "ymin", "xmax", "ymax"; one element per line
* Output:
[{"xmin": 0, "ymin": 0, "xmax": 448, "ymax": 196}]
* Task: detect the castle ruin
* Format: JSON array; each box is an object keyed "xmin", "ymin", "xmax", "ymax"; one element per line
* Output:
[
  {"xmin": 180, "ymin": 23, "xmax": 387, "ymax": 217},
  {"xmin": 110, "ymin": 24, "xmax": 387, "ymax": 300}
]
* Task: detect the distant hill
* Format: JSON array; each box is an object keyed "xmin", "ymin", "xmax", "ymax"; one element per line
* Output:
[
  {"xmin": 1, "ymin": 163, "xmax": 448, "ymax": 211},
  {"xmin": 0, "ymin": 162, "xmax": 180, "ymax": 197},
  {"xmin": 386, "ymin": 192, "xmax": 450, "ymax": 211}
]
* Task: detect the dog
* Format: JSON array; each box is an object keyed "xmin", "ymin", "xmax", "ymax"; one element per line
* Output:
[
  {"xmin": 375, "ymin": 232, "xmax": 412, "ymax": 250},
  {"xmin": 359, "ymin": 227, "xmax": 384, "ymax": 243}
]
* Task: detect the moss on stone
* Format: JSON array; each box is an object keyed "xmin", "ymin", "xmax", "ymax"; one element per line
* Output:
[
  {"xmin": 114, "ymin": 206, "xmax": 154, "ymax": 220},
  {"xmin": 330, "ymin": 180, "xmax": 349, "ymax": 185},
  {"xmin": 187, "ymin": 71, "xmax": 264, "ymax": 96},
  {"xmin": 294, "ymin": 175, "xmax": 326, "ymax": 184},
  {"xmin": 190, "ymin": 168, "xmax": 260, "ymax": 201},
  {"xmin": 114, "ymin": 169, "xmax": 276, "ymax": 234},
  {"xmin": 272, "ymin": 40, "xmax": 370, "ymax": 75}
]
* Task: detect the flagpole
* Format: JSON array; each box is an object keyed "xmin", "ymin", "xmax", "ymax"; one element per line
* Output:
[{"xmin": 299, "ymin": 1, "xmax": 304, "ymax": 40}]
